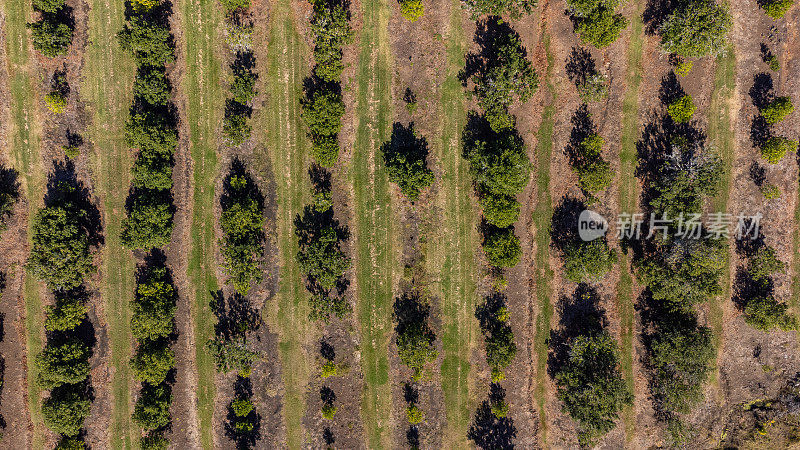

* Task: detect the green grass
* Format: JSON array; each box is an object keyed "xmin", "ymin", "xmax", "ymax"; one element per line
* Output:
[
  {"xmin": 81, "ymin": 0, "xmax": 137, "ymax": 447},
  {"xmin": 532, "ymin": 33, "xmax": 556, "ymax": 447},
  {"xmin": 430, "ymin": 0, "xmax": 477, "ymax": 445},
  {"xmin": 707, "ymin": 45, "xmax": 736, "ymax": 389},
  {"xmin": 2, "ymin": 0, "xmax": 45, "ymax": 448},
  {"xmin": 261, "ymin": 2, "xmax": 312, "ymax": 447},
  {"xmin": 353, "ymin": 0, "xmax": 394, "ymax": 447},
  {"xmin": 179, "ymin": 0, "xmax": 225, "ymax": 446},
  {"xmin": 616, "ymin": 3, "xmax": 644, "ymax": 440}
]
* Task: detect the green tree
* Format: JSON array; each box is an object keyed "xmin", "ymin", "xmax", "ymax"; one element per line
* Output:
[
  {"xmin": 207, "ymin": 336, "xmax": 259, "ymax": 375},
  {"xmin": 760, "ymin": 136, "xmax": 796, "ymax": 164},
  {"xmin": 42, "ymin": 385, "xmax": 91, "ymax": 437},
  {"xmin": 296, "ymin": 225, "xmax": 349, "ymax": 291},
  {"xmin": 220, "ymin": 0, "xmax": 250, "ymax": 11},
  {"xmin": 406, "ymin": 404, "xmax": 424, "ymax": 424},
  {"xmin": 131, "ymin": 276, "xmax": 176, "ymax": 341},
  {"xmin": 572, "ymin": 4, "xmax": 628, "ymax": 49},
  {"xmin": 461, "ymin": 0, "xmax": 536, "ymax": 19},
  {"xmin": 761, "ymin": 0, "xmax": 794, "ymax": 19},
  {"xmin": 485, "ymin": 322, "xmax": 517, "ymax": 373},
  {"xmin": 220, "ymin": 175, "xmax": 265, "ymax": 295},
  {"xmin": 55, "ymin": 438, "xmax": 85, "ymax": 450},
  {"xmin": 760, "ymin": 96, "xmax": 794, "ymax": 124},
  {"xmin": 140, "ymin": 433, "xmax": 169, "ymax": 450},
  {"xmin": 483, "ymin": 227, "xmax": 522, "ymax": 268},
  {"xmin": 471, "ymin": 27, "xmax": 538, "ymax": 131},
  {"xmin": 133, "ymin": 383, "xmax": 172, "ymax": 430},
  {"xmin": 230, "ymin": 68, "xmax": 257, "ymax": 105},
  {"xmin": 28, "ymin": 19, "xmax": 73, "ymax": 57},
  {"xmin": 659, "ymin": 0, "xmax": 732, "ymax": 58},
  {"xmin": 479, "ymin": 191, "xmax": 521, "ymax": 228},
  {"xmin": 36, "ymin": 339, "xmax": 91, "ymax": 389},
  {"xmin": 28, "ymin": 192, "xmax": 95, "ymax": 291},
  {"xmin": 667, "ymin": 94, "xmax": 696, "ymax": 124},
  {"xmin": 302, "ymin": 89, "xmax": 345, "ymax": 138},
  {"xmin": 382, "ymin": 123, "xmax": 434, "ymax": 202},
  {"xmin": 121, "ymin": 193, "xmax": 174, "ymax": 249},
  {"xmin": 32, "ymin": 0, "xmax": 66, "ymax": 13},
  {"xmin": 132, "ymin": 153, "xmax": 172, "ymax": 191},
  {"xmin": 308, "ymin": 292, "xmax": 351, "ymax": 323},
  {"xmin": 396, "ymin": 319, "xmax": 438, "ymax": 380},
  {"xmin": 131, "ymin": 341, "xmax": 175, "ymax": 385},
  {"xmin": 400, "ymin": 0, "xmax": 424, "ymax": 21},
  {"xmin": 118, "ymin": 16, "xmax": 175, "ymax": 66},
  {"xmin": 125, "ymin": 110, "xmax": 178, "ymax": 153},
  {"xmin": 310, "ymin": 4, "xmax": 353, "ymax": 82},
  {"xmin": 45, "ymin": 296, "xmax": 88, "ymax": 332},
  {"xmin": 562, "ymin": 239, "xmax": 617, "ymax": 283},
  {"xmin": 231, "ymin": 397, "xmax": 254, "ymax": 417},
  {"xmin": 556, "ymin": 332, "xmax": 633, "ymax": 446},
  {"xmin": 134, "ymin": 67, "xmax": 171, "ymax": 106},
  {"xmin": 223, "ymin": 112, "xmax": 251, "ymax": 146},
  {"xmin": 464, "ymin": 125, "xmax": 531, "ymax": 198},
  {"xmin": 744, "ymin": 295, "xmax": 798, "ymax": 332},
  {"xmin": 310, "ymin": 135, "xmax": 340, "ymax": 168}
]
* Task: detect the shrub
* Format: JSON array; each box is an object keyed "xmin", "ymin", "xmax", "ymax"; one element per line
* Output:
[
  {"xmin": 131, "ymin": 340, "xmax": 175, "ymax": 385},
  {"xmin": 760, "ymin": 136, "xmax": 796, "ymax": 164},
  {"xmin": 396, "ymin": 319, "xmax": 438, "ymax": 380},
  {"xmin": 744, "ymin": 295, "xmax": 798, "ymax": 331},
  {"xmin": 36, "ymin": 339, "xmax": 90, "ymax": 389},
  {"xmin": 577, "ymin": 72, "xmax": 609, "ymax": 102},
  {"xmin": 675, "ymin": 59, "xmax": 693, "ymax": 77},
  {"xmin": 302, "ymin": 90, "xmax": 345, "ymax": 138},
  {"xmin": 576, "ymin": 159, "xmax": 612, "ymax": 194},
  {"xmin": 400, "ymin": 0, "xmax": 424, "ymax": 21},
  {"xmin": 140, "ymin": 434, "xmax": 169, "ymax": 450},
  {"xmin": 231, "ymin": 398, "xmax": 254, "ymax": 417},
  {"xmin": 133, "ymin": 383, "xmax": 172, "ymax": 430},
  {"xmin": 461, "ymin": 0, "xmax": 537, "ymax": 19},
  {"xmin": 561, "ymin": 239, "xmax": 616, "ymax": 283},
  {"xmin": 220, "ymin": 0, "xmax": 250, "ymax": 11},
  {"xmin": 207, "ymin": 336, "xmax": 259, "ymax": 374},
  {"xmin": 490, "ymin": 399, "xmax": 510, "ymax": 418},
  {"xmin": 321, "ymin": 403, "xmax": 337, "ymax": 420},
  {"xmin": 762, "ymin": 0, "xmax": 794, "ymax": 19},
  {"xmin": 555, "ymin": 332, "xmax": 633, "ymax": 446},
  {"xmin": 224, "ymin": 21, "xmax": 253, "ymax": 51},
  {"xmin": 230, "ymin": 68, "xmax": 257, "ymax": 105},
  {"xmin": 121, "ymin": 193, "xmax": 174, "ymax": 249},
  {"xmin": 134, "ymin": 67, "xmax": 171, "ymax": 106},
  {"xmin": 63, "ymin": 145, "xmax": 80, "ymax": 159},
  {"xmin": 471, "ymin": 29, "xmax": 538, "ymax": 132},
  {"xmin": 761, "ymin": 183, "xmax": 781, "ymax": 199},
  {"xmin": 667, "ymin": 95, "xmax": 696, "ymax": 124},
  {"xmin": 308, "ymin": 292, "xmax": 351, "ymax": 323},
  {"xmin": 55, "ymin": 438, "xmax": 85, "ymax": 450},
  {"xmin": 660, "ymin": 0, "xmax": 732, "ymax": 58},
  {"xmin": 406, "ymin": 404, "xmax": 424, "ymax": 424},
  {"xmin": 573, "ymin": 6, "xmax": 628, "ymax": 49},
  {"xmin": 42, "ymin": 385, "xmax": 91, "ymax": 437},
  {"xmin": 766, "ymin": 54, "xmax": 780, "ymax": 71},
  {"xmin": 28, "ymin": 194, "xmax": 95, "ymax": 291},
  {"xmin": 45, "ymin": 296, "xmax": 87, "ymax": 332},
  {"xmin": 45, "ymin": 91, "xmax": 67, "ymax": 114},
  {"xmin": 464, "ymin": 126, "xmax": 531, "ymax": 198},
  {"xmin": 118, "ymin": 16, "xmax": 175, "ymax": 66},
  {"xmin": 310, "ymin": 4, "xmax": 353, "ymax": 82},
  {"xmin": 33, "ymin": 0, "xmax": 66, "ymax": 13},
  {"xmin": 297, "ymin": 225, "xmax": 349, "ymax": 291},
  {"xmin": 748, "ymin": 246, "xmax": 786, "ymax": 283},
  {"xmin": 223, "ymin": 112, "xmax": 251, "ymax": 146},
  {"xmin": 382, "ymin": 123, "xmax": 434, "ymax": 202},
  {"xmin": 131, "ymin": 275, "xmax": 176, "ymax": 341},
  {"xmin": 29, "ymin": 19, "xmax": 73, "ymax": 57},
  {"xmin": 760, "ymin": 96, "xmax": 794, "ymax": 124},
  {"xmin": 649, "ymin": 322, "xmax": 715, "ymax": 414},
  {"xmin": 321, "ymin": 360, "xmax": 338, "ymax": 378},
  {"xmin": 479, "ymin": 191, "xmax": 521, "ymax": 228},
  {"xmin": 483, "ymin": 227, "xmax": 522, "ymax": 268}
]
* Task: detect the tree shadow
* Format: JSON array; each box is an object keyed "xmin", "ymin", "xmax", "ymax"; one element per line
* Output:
[
  {"xmin": 658, "ymin": 72, "xmax": 686, "ymax": 106},
  {"xmin": 320, "ymin": 385, "xmax": 336, "ymax": 405},
  {"xmin": 566, "ymin": 47, "xmax": 597, "ymax": 89},
  {"xmin": 760, "ymin": 43, "xmax": 774, "ymax": 64},
  {"xmin": 749, "ymin": 161, "xmax": 767, "ymax": 187},
  {"xmin": 320, "ymin": 338, "xmax": 335, "ymax": 361},
  {"xmin": 642, "ymin": 0, "xmax": 678, "ymax": 35},
  {"xmin": 403, "ymin": 382, "xmax": 418, "ymax": 404},
  {"xmin": 44, "ymin": 159, "xmax": 103, "ymax": 248},
  {"xmin": 0, "ymin": 166, "xmax": 20, "ymax": 226},
  {"xmin": 750, "ymin": 73, "xmax": 775, "ymax": 110},
  {"xmin": 406, "ymin": 425, "xmax": 420, "ymax": 448},
  {"xmin": 751, "ymin": 116, "xmax": 772, "ymax": 148},
  {"xmin": 550, "ymin": 196, "xmax": 586, "ymax": 252},
  {"xmin": 393, "ymin": 291, "xmax": 434, "ymax": 341},
  {"xmin": 211, "ymin": 291, "xmax": 261, "ymax": 342},
  {"xmin": 51, "ymin": 69, "xmax": 70, "ymax": 96},
  {"xmin": 322, "ymin": 427, "xmax": 335, "ymax": 446},
  {"xmin": 547, "ymin": 283, "xmax": 606, "ymax": 378},
  {"xmin": 221, "ymin": 158, "xmax": 264, "ymax": 213},
  {"xmin": 224, "ymin": 376, "xmax": 262, "ymax": 448},
  {"xmin": 467, "ymin": 383, "xmax": 516, "ymax": 449}
]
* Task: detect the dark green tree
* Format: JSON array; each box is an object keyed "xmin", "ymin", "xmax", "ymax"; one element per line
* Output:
[
  {"xmin": 461, "ymin": 0, "xmax": 536, "ymax": 19},
  {"xmin": 35, "ymin": 339, "xmax": 91, "ymax": 389},
  {"xmin": 28, "ymin": 19, "xmax": 73, "ymax": 57},
  {"xmin": 132, "ymin": 383, "xmax": 172, "ymax": 430},
  {"xmin": 131, "ymin": 340, "xmax": 175, "ymax": 385},
  {"xmin": 381, "ymin": 123, "xmax": 434, "ymax": 202},
  {"xmin": 42, "ymin": 385, "xmax": 91, "ymax": 437},
  {"xmin": 659, "ymin": 0, "xmax": 732, "ymax": 58}
]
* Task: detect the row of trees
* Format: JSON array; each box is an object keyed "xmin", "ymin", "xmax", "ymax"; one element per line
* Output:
[
  {"xmin": 757, "ymin": 95, "xmax": 796, "ymax": 164},
  {"xmin": 29, "ymin": 175, "xmax": 97, "ymax": 448},
  {"xmin": 221, "ymin": 0, "xmax": 257, "ymax": 145},
  {"xmin": 736, "ymin": 245, "xmax": 798, "ymax": 332},
  {"xmin": 118, "ymin": 0, "xmax": 177, "ymax": 249},
  {"xmin": 130, "ymin": 257, "xmax": 177, "ymax": 449},
  {"xmin": 634, "ymin": 75, "xmax": 724, "ymax": 444}
]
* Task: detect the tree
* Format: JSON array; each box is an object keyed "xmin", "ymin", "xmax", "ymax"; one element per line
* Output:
[
  {"xmin": 42, "ymin": 385, "xmax": 91, "ymax": 437},
  {"xmin": 36, "ymin": 339, "xmax": 91, "ymax": 389},
  {"xmin": 649, "ymin": 321, "xmax": 715, "ymax": 414},
  {"xmin": 310, "ymin": 136, "xmax": 339, "ymax": 168},
  {"xmin": 572, "ymin": 133, "xmax": 613, "ymax": 194},
  {"xmin": 667, "ymin": 94, "xmax": 696, "ymax": 124},
  {"xmin": 207, "ymin": 336, "xmax": 259, "ymax": 376},
  {"xmin": 118, "ymin": 16, "xmax": 175, "ymax": 66},
  {"xmin": 760, "ymin": 96, "xmax": 794, "ymax": 124},
  {"xmin": 659, "ymin": 0, "xmax": 732, "ymax": 58},
  {"xmin": 471, "ymin": 27, "xmax": 538, "ymax": 131},
  {"xmin": 223, "ymin": 112, "xmax": 251, "ymax": 146},
  {"xmin": 132, "ymin": 153, "xmax": 173, "ymax": 191},
  {"xmin": 302, "ymin": 89, "xmax": 345, "ymax": 138},
  {"xmin": 28, "ymin": 19, "xmax": 73, "ymax": 57},
  {"xmin": 760, "ymin": 136, "xmax": 796, "ymax": 164},
  {"xmin": 45, "ymin": 296, "xmax": 87, "ymax": 332},
  {"xmin": 485, "ymin": 322, "xmax": 517, "ymax": 374},
  {"xmin": 461, "ymin": 0, "xmax": 536, "ymax": 19},
  {"xmin": 396, "ymin": 319, "xmax": 438, "ymax": 380},
  {"xmin": 761, "ymin": 0, "xmax": 794, "ymax": 19},
  {"xmin": 483, "ymin": 227, "xmax": 522, "ymax": 268},
  {"xmin": 133, "ymin": 383, "xmax": 172, "ymax": 430},
  {"xmin": 220, "ymin": 174, "xmax": 264, "ymax": 295},
  {"xmin": 648, "ymin": 144, "xmax": 722, "ymax": 217},
  {"xmin": 400, "ymin": 0, "xmax": 424, "ymax": 21},
  {"xmin": 571, "ymin": 3, "xmax": 628, "ymax": 49},
  {"xmin": 131, "ymin": 340, "xmax": 175, "ymax": 385},
  {"xmin": 0, "ymin": 167, "xmax": 19, "ymax": 230},
  {"xmin": 464, "ymin": 126, "xmax": 531, "ymax": 198},
  {"xmin": 125, "ymin": 110, "xmax": 178, "ymax": 154},
  {"xmin": 28, "ymin": 193, "xmax": 95, "ymax": 291},
  {"xmin": 382, "ymin": 123, "xmax": 434, "ymax": 202},
  {"xmin": 308, "ymin": 292, "xmax": 351, "ymax": 323},
  {"xmin": 406, "ymin": 404, "xmax": 424, "ymax": 424},
  {"xmin": 220, "ymin": 0, "xmax": 250, "ymax": 11},
  {"xmin": 55, "ymin": 438, "xmax": 85, "ymax": 450},
  {"xmin": 555, "ymin": 332, "xmax": 633, "ymax": 446},
  {"xmin": 479, "ymin": 191, "xmax": 521, "ymax": 228},
  {"xmin": 296, "ymin": 225, "xmax": 349, "ymax": 291},
  {"xmin": 131, "ymin": 276, "xmax": 176, "ymax": 341},
  {"xmin": 744, "ymin": 295, "xmax": 798, "ymax": 332},
  {"xmin": 310, "ymin": 4, "xmax": 353, "ymax": 82},
  {"xmin": 230, "ymin": 67, "xmax": 257, "ymax": 105},
  {"xmin": 45, "ymin": 91, "xmax": 67, "ymax": 114},
  {"xmin": 33, "ymin": 0, "xmax": 66, "ymax": 13},
  {"xmin": 134, "ymin": 67, "xmax": 171, "ymax": 106},
  {"xmin": 562, "ymin": 239, "xmax": 616, "ymax": 283},
  {"xmin": 121, "ymin": 193, "xmax": 174, "ymax": 249},
  {"xmin": 140, "ymin": 433, "xmax": 169, "ymax": 450}
]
